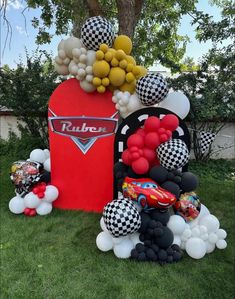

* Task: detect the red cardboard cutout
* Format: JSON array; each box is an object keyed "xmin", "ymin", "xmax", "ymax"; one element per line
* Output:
[{"xmin": 49, "ymin": 78, "xmax": 117, "ymax": 212}]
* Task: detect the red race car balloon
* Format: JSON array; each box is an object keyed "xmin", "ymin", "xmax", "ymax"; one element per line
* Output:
[{"xmin": 122, "ymin": 177, "xmax": 176, "ymax": 210}]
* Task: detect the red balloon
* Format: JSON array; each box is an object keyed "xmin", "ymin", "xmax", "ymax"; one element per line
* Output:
[
  {"xmin": 131, "ymin": 152, "xmax": 140, "ymax": 161},
  {"xmin": 127, "ymin": 134, "xmax": 145, "ymax": 148},
  {"xmin": 129, "ymin": 146, "xmax": 139, "ymax": 153},
  {"xmin": 136, "ymin": 128, "xmax": 146, "ymax": 137},
  {"xmin": 159, "ymin": 134, "xmax": 169, "ymax": 143},
  {"xmin": 144, "ymin": 132, "xmax": 160, "ymax": 149},
  {"xmin": 143, "ymin": 148, "xmax": 156, "ymax": 162},
  {"xmin": 122, "ymin": 149, "xmax": 131, "ymax": 165},
  {"xmin": 144, "ymin": 116, "xmax": 161, "ymax": 132},
  {"xmin": 29, "ymin": 209, "xmax": 37, "ymax": 216},
  {"xmin": 32, "ymin": 187, "xmax": 39, "ymax": 194},
  {"xmin": 151, "ymin": 159, "xmax": 160, "ymax": 167},
  {"xmin": 165, "ymin": 130, "xmax": 172, "ymax": 138},
  {"xmin": 158, "ymin": 127, "xmax": 166, "ymax": 135},
  {"xmin": 38, "ymin": 192, "xmax": 45, "ymax": 199},
  {"xmin": 132, "ymin": 157, "xmax": 149, "ymax": 174},
  {"xmin": 160, "ymin": 114, "xmax": 179, "ymax": 131}
]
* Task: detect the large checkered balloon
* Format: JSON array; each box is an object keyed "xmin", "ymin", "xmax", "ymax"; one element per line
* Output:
[
  {"xmin": 103, "ymin": 199, "xmax": 141, "ymax": 237},
  {"xmin": 136, "ymin": 73, "xmax": 169, "ymax": 106},
  {"xmin": 157, "ymin": 139, "xmax": 189, "ymax": 170},
  {"xmin": 81, "ymin": 16, "xmax": 115, "ymax": 51}
]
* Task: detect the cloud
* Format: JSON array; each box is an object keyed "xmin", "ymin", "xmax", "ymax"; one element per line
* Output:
[{"xmin": 16, "ymin": 25, "xmax": 27, "ymax": 35}]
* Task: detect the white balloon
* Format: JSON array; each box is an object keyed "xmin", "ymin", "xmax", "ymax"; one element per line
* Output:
[
  {"xmin": 186, "ymin": 237, "xmax": 207, "ymax": 259},
  {"xmin": 113, "ymin": 239, "xmax": 134, "ymax": 258},
  {"xmin": 197, "ymin": 204, "xmax": 210, "ymax": 220},
  {"xmin": 181, "ymin": 228, "xmax": 191, "ymax": 239},
  {"xmin": 173, "ymin": 235, "xmax": 181, "ymax": 246},
  {"xmin": 199, "ymin": 215, "xmax": 220, "ymax": 233},
  {"xmin": 64, "ymin": 37, "xmax": 82, "ymax": 58},
  {"xmin": 112, "ymin": 96, "xmax": 118, "ymax": 103},
  {"xmin": 216, "ymin": 239, "xmax": 227, "ymax": 250},
  {"xmin": 80, "ymin": 80, "xmax": 96, "ymax": 93},
  {"xmin": 79, "ymin": 54, "xmax": 87, "ymax": 63},
  {"xmin": 96, "ymin": 231, "xmax": 113, "ymax": 252},
  {"xmin": 72, "ymin": 48, "xmax": 81, "ymax": 58},
  {"xmin": 199, "ymin": 225, "xmax": 208, "ymax": 235},
  {"xmin": 43, "ymin": 149, "xmax": 50, "ymax": 159},
  {"xmin": 119, "ymin": 106, "xmax": 127, "ymax": 113},
  {"xmin": 85, "ymin": 74, "xmax": 93, "ymax": 83},
  {"xmin": 55, "ymin": 64, "xmax": 69, "ymax": 75},
  {"xmin": 100, "ymin": 217, "xmax": 108, "ymax": 232},
  {"xmin": 180, "ymin": 241, "xmax": 186, "ymax": 250},
  {"xmin": 70, "ymin": 65, "xmax": 79, "ymax": 75},
  {"xmin": 167, "ymin": 215, "xmax": 186, "ymax": 235},
  {"xmin": 129, "ymin": 232, "xmax": 141, "ymax": 246},
  {"xmin": 188, "ymin": 217, "xmax": 199, "ymax": 229},
  {"xmin": 158, "ymin": 91, "xmax": 190, "ymax": 119},
  {"xmin": 205, "ymin": 241, "xmax": 215, "ymax": 253},
  {"xmin": 127, "ymin": 94, "xmax": 142, "ymax": 112},
  {"xmin": 216, "ymin": 229, "xmax": 227, "ymax": 239},
  {"xmin": 43, "ymin": 158, "xmax": 51, "ymax": 172},
  {"xmin": 85, "ymin": 66, "xmax": 93, "ymax": 75},
  {"xmin": 55, "ymin": 56, "xmax": 63, "ymax": 65},
  {"xmin": 86, "ymin": 50, "xmax": 96, "ymax": 66},
  {"xmin": 58, "ymin": 39, "xmax": 65, "ymax": 50},
  {"xmin": 80, "ymin": 47, "xmax": 87, "ymax": 54},
  {"xmin": 36, "ymin": 201, "xmax": 53, "ymax": 216},
  {"xmin": 116, "ymin": 91, "xmax": 123, "ymax": 100},
  {"xmin": 30, "ymin": 149, "xmax": 47, "ymax": 163},
  {"xmin": 201, "ymin": 233, "xmax": 209, "ymax": 241},
  {"xmin": 58, "ymin": 49, "xmax": 66, "ymax": 59},
  {"xmin": 191, "ymin": 227, "xmax": 201, "ymax": 237},
  {"xmin": 208, "ymin": 232, "xmax": 218, "ymax": 244},
  {"xmin": 9, "ymin": 196, "xmax": 25, "ymax": 214},
  {"xmin": 24, "ymin": 192, "xmax": 41, "ymax": 209},
  {"xmin": 77, "ymin": 68, "xmax": 86, "ymax": 79},
  {"xmin": 44, "ymin": 185, "xmax": 59, "ymax": 203},
  {"xmin": 122, "ymin": 95, "xmax": 130, "ymax": 105},
  {"xmin": 78, "ymin": 63, "xmax": 86, "ymax": 69},
  {"xmin": 63, "ymin": 57, "xmax": 71, "ymax": 66}
]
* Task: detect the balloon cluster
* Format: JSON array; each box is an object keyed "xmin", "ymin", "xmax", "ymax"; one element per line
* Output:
[
  {"xmin": 121, "ymin": 115, "xmax": 180, "ymax": 174},
  {"xmin": 8, "ymin": 149, "xmax": 59, "ymax": 216},
  {"xmin": 168, "ymin": 210, "xmax": 227, "ymax": 259},
  {"xmin": 131, "ymin": 210, "xmax": 183, "ymax": 264}
]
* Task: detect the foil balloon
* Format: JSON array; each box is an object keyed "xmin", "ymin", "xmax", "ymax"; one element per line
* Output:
[
  {"xmin": 174, "ymin": 192, "xmax": 201, "ymax": 222},
  {"xmin": 10, "ymin": 161, "xmax": 43, "ymax": 196}
]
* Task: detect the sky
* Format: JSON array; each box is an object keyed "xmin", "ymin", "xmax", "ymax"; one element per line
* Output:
[{"xmin": 0, "ymin": 0, "xmax": 225, "ymax": 69}]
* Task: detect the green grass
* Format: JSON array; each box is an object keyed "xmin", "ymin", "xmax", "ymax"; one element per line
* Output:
[{"xmin": 1, "ymin": 154, "xmax": 234, "ymax": 299}]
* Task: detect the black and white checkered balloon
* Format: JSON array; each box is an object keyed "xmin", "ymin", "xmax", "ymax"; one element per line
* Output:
[
  {"xmin": 157, "ymin": 139, "xmax": 189, "ymax": 170},
  {"xmin": 81, "ymin": 16, "xmax": 115, "ymax": 51},
  {"xmin": 103, "ymin": 199, "xmax": 141, "ymax": 237},
  {"xmin": 136, "ymin": 73, "xmax": 169, "ymax": 106}
]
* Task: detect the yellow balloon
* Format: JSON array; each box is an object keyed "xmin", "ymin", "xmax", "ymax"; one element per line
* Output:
[
  {"xmin": 126, "ymin": 72, "xmax": 135, "ymax": 83},
  {"xmin": 114, "ymin": 35, "xmax": 132, "ymax": 55},
  {"xmin": 115, "ymin": 49, "xmax": 126, "ymax": 61},
  {"xmin": 93, "ymin": 77, "xmax": 102, "ymax": 86},
  {"xmin": 132, "ymin": 65, "xmax": 141, "ymax": 76},
  {"xmin": 104, "ymin": 51, "xmax": 113, "ymax": 62},
  {"xmin": 126, "ymin": 63, "xmax": 134, "ymax": 72},
  {"xmin": 96, "ymin": 50, "xmax": 104, "ymax": 60},
  {"xmin": 97, "ymin": 85, "xmax": 106, "ymax": 93},
  {"xmin": 111, "ymin": 57, "xmax": 119, "ymax": 67},
  {"xmin": 93, "ymin": 60, "xmax": 110, "ymax": 78},
  {"xmin": 126, "ymin": 55, "xmax": 136, "ymax": 65},
  {"xmin": 119, "ymin": 59, "xmax": 128, "ymax": 69},
  {"xmin": 99, "ymin": 43, "xmax": 109, "ymax": 53},
  {"xmin": 119, "ymin": 80, "xmax": 136, "ymax": 93},
  {"xmin": 109, "ymin": 67, "xmax": 126, "ymax": 87},
  {"xmin": 102, "ymin": 77, "xmax": 110, "ymax": 87},
  {"xmin": 136, "ymin": 66, "xmax": 148, "ymax": 79}
]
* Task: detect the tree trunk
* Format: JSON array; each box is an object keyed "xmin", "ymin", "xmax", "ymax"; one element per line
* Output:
[{"xmin": 116, "ymin": 0, "xmax": 143, "ymax": 39}]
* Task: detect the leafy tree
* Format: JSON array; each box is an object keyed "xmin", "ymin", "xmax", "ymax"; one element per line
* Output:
[
  {"xmin": 23, "ymin": 0, "xmax": 198, "ymax": 69},
  {"xmin": 0, "ymin": 51, "xmax": 63, "ymax": 148}
]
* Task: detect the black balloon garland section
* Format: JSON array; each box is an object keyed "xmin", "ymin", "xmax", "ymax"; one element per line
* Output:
[{"xmin": 131, "ymin": 209, "xmax": 183, "ymax": 264}]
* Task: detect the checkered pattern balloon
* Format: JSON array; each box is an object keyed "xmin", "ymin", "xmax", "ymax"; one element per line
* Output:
[
  {"xmin": 136, "ymin": 73, "xmax": 169, "ymax": 106},
  {"xmin": 157, "ymin": 139, "xmax": 189, "ymax": 170},
  {"xmin": 81, "ymin": 16, "xmax": 115, "ymax": 51},
  {"xmin": 103, "ymin": 199, "xmax": 141, "ymax": 237},
  {"xmin": 199, "ymin": 131, "xmax": 216, "ymax": 153}
]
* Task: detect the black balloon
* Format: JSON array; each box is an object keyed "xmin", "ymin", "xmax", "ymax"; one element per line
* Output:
[
  {"xmin": 150, "ymin": 209, "xmax": 170, "ymax": 225},
  {"xmin": 155, "ymin": 227, "xmax": 174, "ymax": 249},
  {"xmin": 161, "ymin": 181, "xmax": 181, "ymax": 199},
  {"xmin": 114, "ymin": 162, "xmax": 127, "ymax": 175},
  {"xmin": 131, "ymin": 249, "xmax": 139, "ymax": 259},
  {"xmin": 138, "ymin": 252, "xmax": 147, "ymax": 261},
  {"xmin": 40, "ymin": 171, "xmax": 51, "ymax": 184},
  {"xmin": 180, "ymin": 172, "xmax": 199, "ymax": 192},
  {"xmin": 158, "ymin": 249, "xmax": 168, "ymax": 261},
  {"xmin": 136, "ymin": 243, "xmax": 146, "ymax": 253},
  {"xmin": 149, "ymin": 166, "xmax": 168, "ymax": 183}
]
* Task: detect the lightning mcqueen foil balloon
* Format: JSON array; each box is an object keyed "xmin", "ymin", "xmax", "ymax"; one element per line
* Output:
[{"xmin": 122, "ymin": 177, "xmax": 176, "ymax": 210}]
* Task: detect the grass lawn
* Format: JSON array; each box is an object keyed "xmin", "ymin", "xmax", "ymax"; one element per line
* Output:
[{"xmin": 1, "ymin": 153, "xmax": 234, "ymax": 299}]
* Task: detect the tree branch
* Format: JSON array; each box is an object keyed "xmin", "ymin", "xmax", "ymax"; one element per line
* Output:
[{"xmin": 86, "ymin": 0, "xmax": 104, "ymax": 17}]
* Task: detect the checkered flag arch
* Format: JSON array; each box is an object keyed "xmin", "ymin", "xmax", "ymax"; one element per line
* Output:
[
  {"xmin": 81, "ymin": 16, "xmax": 115, "ymax": 51},
  {"xmin": 157, "ymin": 139, "xmax": 189, "ymax": 171},
  {"xmin": 136, "ymin": 73, "xmax": 169, "ymax": 106},
  {"xmin": 103, "ymin": 199, "xmax": 141, "ymax": 237},
  {"xmin": 199, "ymin": 131, "xmax": 216, "ymax": 153}
]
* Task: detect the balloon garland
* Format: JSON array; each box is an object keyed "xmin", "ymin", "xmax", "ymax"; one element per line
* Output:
[
  {"xmin": 48, "ymin": 15, "xmax": 228, "ymax": 260},
  {"xmin": 8, "ymin": 149, "xmax": 59, "ymax": 216}
]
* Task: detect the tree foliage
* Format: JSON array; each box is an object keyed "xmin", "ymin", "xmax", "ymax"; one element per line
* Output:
[
  {"xmin": 0, "ymin": 51, "xmax": 62, "ymax": 147},
  {"xmin": 25, "ymin": 0, "xmax": 197, "ymax": 70}
]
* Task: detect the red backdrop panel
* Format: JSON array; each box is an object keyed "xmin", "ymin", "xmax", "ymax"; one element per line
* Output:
[{"xmin": 48, "ymin": 78, "xmax": 116, "ymax": 212}]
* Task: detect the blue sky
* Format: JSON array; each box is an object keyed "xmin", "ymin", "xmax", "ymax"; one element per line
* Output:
[{"xmin": 0, "ymin": 0, "xmax": 224, "ymax": 68}]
